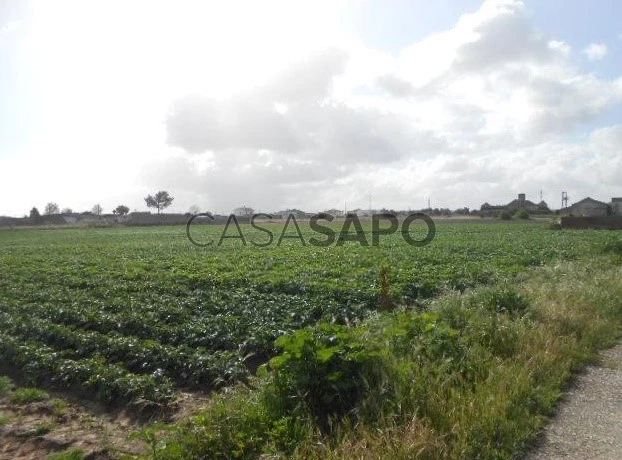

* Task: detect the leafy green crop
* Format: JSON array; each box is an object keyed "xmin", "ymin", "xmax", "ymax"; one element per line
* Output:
[{"xmin": 0, "ymin": 221, "xmax": 617, "ymax": 405}]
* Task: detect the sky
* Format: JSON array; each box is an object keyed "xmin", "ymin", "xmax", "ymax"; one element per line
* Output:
[{"xmin": 1, "ymin": 0, "xmax": 621, "ymax": 216}]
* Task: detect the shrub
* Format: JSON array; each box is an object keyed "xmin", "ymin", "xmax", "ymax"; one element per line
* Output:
[
  {"xmin": 514, "ymin": 209, "xmax": 530, "ymax": 219},
  {"xmin": 265, "ymin": 323, "xmax": 387, "ymax": 432},
  {"xmin": 499, "ymin": 210, "xmax": 512, "ymax": 220}
]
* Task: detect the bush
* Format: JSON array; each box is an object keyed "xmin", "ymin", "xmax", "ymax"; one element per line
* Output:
[
  {"xmin": 514, "ymin": 209, "xmax": 530, "ymax": 220},
  {"xmin": 499, "ymin": 211, "xmax": 512, "ymax": 220},
  {"xmin": 265, "ymin": 323, "xmax": 387, "ymax": 432}
]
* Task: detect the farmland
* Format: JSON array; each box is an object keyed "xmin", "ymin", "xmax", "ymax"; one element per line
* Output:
[
  {"xmin": 1, "ymin": 221, "xmax": 621, "ymax": 458},
  {"xmin": 0, "ymin": 222, "xmax": 615, "ymax": 404}
]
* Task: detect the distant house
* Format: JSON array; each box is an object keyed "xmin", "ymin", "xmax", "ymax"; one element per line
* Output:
[
  {"xmin": 479, "ymin": 202, "xmax": 505, "ymax": 213},
  {"xmin": 560, "ymin": 197, "xmax": 622, "ymax": 229},
  {"xmin": 569, "ymin": 197, "xmax": 609, "ymax": 217},
  {"xmin": 324, "ymin": 209, "xmax": 344, "ymax": 217},
  {"xmin": 480, "ymin": 194, "xmax": 549, "ymax": 214},
  {"xmin": 275, "ymin": 209, "xmax": 309, "ymax": 219},
  {"xmin": 233, "ymin": 206, "xmax": 255, "ymax": 217},
  {"xmin": 347, "ymin": 209, "xmax": 379, "ymax": 217}
]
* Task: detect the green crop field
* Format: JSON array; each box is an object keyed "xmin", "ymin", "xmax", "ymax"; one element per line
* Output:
[{"xmin": 0, "ymin": 221, "xmax": 616, "ymax": 406}]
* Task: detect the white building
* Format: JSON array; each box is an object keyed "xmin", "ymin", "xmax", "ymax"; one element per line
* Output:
[{"xmin": 233, "ymin": 206, "xmax": 254, "ymax": 217}]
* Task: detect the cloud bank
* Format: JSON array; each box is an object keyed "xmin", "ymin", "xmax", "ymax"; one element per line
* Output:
[{"xmin": 145, "ymin": 0, "xmax": 622, "ymax": 213}]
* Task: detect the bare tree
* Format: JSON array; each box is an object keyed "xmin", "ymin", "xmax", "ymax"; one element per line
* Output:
[
  {"xmin": 44, "ymin": 202, "xmax": 59, "ymax": 216},
  {"xmin": 92, "ymin": 204, "xmax": 103, "ymax": 215},
  {"xmin": 144, "ymin": 191, "xmax": 174, "ymax": 214},
  {"xmin": 188, "ymin": 204, "xmax": 200, "ymax": 215},
  {"xmin": 61, "ymin": 208, "xmax": 73, "ymax": 214}
]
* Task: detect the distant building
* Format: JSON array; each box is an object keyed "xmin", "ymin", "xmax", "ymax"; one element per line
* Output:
[
  {"xmin": 348, "ymin": 209, "xmax": 380, "ymax": 217},
  {"xmin": 274, "ymin": 209, "xmax": 310, "ymax": 219},
  {"xmin": 324, "ymin": 209, "xmax": 344, "ymax": 217},
  {"xmin": 233, "ymin": 206, "xmax": 255, "ymax": 217},
  {"xmin": 560, "ymin": 196, "xmax": 622, "ymax": 229},
  {"xmin": 610, "ymin": 198, "xmax": 622, "ymax": 216},
  {"xmin": 568, "ymin": 197, "xmax": 609, "ymax": 217},
  {"xmin": 479, "ymin": 202, "xmax": 504, "ymax": 213},
  {"xmin": 480, "ymin": 193, "xmax": 549, "ymax": 214}
]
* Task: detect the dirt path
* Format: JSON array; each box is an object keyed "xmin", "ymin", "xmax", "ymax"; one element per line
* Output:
[{"xmin": 529, "ymin": 342, "xmax": 622, "ymax": 460}]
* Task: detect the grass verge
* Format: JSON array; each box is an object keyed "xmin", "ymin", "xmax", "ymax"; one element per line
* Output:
[{"xmin": 130, "ymin": 256, "xmax": 622, "ymax": 459}]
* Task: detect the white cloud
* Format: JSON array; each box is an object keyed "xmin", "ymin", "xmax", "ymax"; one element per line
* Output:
[
  {"xmin": 583, "ymin": 43, "xmax": 608, "ymax": 61},
  {"xmin": 548, "ymin": 40, "xmax": 571, "ymax": 57}
]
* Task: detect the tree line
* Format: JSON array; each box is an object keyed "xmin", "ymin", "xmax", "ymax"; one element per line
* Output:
[{"xmin": 28, "ymin": 191, "xmax": 175, "ymax": 220}]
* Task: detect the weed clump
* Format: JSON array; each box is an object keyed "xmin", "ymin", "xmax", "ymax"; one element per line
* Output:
[
  {"xmin": 10, "ymin": 387, "xmax": 49, "ymax": 404},
  {"xmin": 0, "ymin": 376, "xmax": 12, "ymax": 397},
  {"xmin": 379, "ymin": 266, "xmax": 393, "ymax": 311},
  {"xmin": 473, "ymin": 286, "xmax": 531, "ymax": 317}
]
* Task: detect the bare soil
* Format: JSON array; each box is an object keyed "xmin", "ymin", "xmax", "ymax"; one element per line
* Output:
[{"xmin": 0, "ymin": 386, "xmax": 212, "ymax": 460}]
